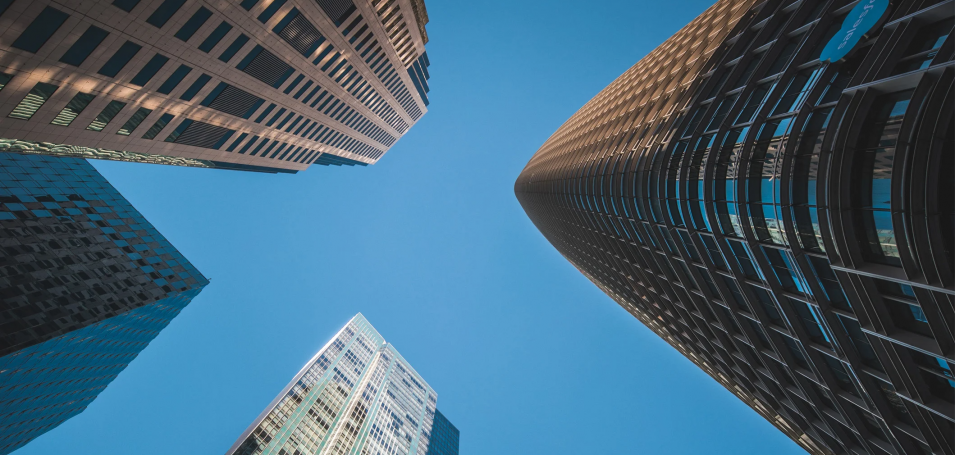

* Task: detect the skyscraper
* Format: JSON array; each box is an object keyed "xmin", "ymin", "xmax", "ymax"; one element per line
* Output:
[
  {"xmin": 227, "ymin": 313, "xmax": 442, "ymax": 455},
  {"xmin": 515, "ymin": 1, "xmax": 953, "ymax": 454},
  {"xmin": 0, "ymin": 151, "xmax": 209, "ymax": 454},
  {"xmin": 0, "ymin": 0, "xmax": 431, "ymax": 174},
  {"xmin": 424, "ymin": 409, "xmax": 459, "ymax": 455}
]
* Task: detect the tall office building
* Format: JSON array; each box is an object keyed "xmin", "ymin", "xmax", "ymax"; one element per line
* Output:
[
  {"xmin": 424, "ymin": 409, "xmax": 458, "ymax": 455},
  {"xmin": 515, "ymin": 1, "xmax": 953, "ymax": 454},
  {"xmin": 0, "ymin": 0, "xmax": 431, "ymax": 173},
  {"xmin": 0, "ymin": 151, "xmax": 208, "ymax": 454},
  {"xmin": 227, "ymin": 314, "xmax": 441, "ymax": 455}
]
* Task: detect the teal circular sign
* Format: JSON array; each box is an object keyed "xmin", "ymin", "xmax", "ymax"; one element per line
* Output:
[{"xmin": 819, "ymin": 0, "xmax": 890, "ymax": 62}]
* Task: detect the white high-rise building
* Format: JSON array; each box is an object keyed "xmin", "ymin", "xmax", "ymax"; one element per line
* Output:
[{"xmin": 227, "ymin": 314, "xmax": 438, "ymax": 455}]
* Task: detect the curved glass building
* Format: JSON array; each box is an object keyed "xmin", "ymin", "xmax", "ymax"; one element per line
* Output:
[{"xmin": 515, "ymin": 1, "xmax": 953, "ymax": 454}]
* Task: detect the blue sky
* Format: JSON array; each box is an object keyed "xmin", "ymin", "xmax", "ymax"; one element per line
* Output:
[{"xmin": 17, "ymin": 0, "xmax": 808, "ymax": 453}]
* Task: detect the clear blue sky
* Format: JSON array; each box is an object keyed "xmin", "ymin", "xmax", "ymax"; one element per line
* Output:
[{"xmin": 18, "ymin": 1, "xmax": 808, "ymax": 453}]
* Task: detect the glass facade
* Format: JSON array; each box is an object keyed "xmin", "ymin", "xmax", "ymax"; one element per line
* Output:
[
  {"xmin": 0, "ymin": 152, "xmax": 208, "ymax": 454},
  {"xmin": 228, "ymin": 314, "xmax": 440, "ymax": 455},
  {"xmin": 424, "ymin": 409, "xmax": 459, "ymax": 455},
  {"xmin": 515, "ymin": 1, "xmax": 954, "ymax": 454}
]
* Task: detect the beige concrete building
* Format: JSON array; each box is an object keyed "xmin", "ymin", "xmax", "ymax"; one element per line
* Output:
[{"xmin": 0, "ymin": 0, "xmax": 431, "ymax": 173}]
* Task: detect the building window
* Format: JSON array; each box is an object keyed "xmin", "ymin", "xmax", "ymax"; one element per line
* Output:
[
  {"xmin": 727, "ymin": 240, "xmax": 762, "ymax": 281},
  {"xmin": 747, "ymin": 118, "xmax": 792, "ymax": 245},
  {"xmin": 698, "ymin": 234, "xmax": 726, "ymax": 270},
  {"xmin": 146, "ymin": 0, "xmax": 187, "ymax": 28},
  {"xmin": 748, "ymin": 284, "xmax": 785, "ymax": 327},
  {"xmin": 805, "ymin": 256, "xmax": 850, "ymax": 312},
  {"xmin": 836, "ymin": 315, "xmax": 883, "ymax": 372},
  {"xmin": 174, "ymin": 7, "xmax": 212, "ymax": 42},
  {"xmin": 791, "ymin": 108, "xmax": 833, "ymax": 253},
  {"xmin": 713, "ymin": 127, "xmax": 747, "ymax": 236},
  {"xmin": 257, "ymin": 0, "xmax": 288, "ymax": 23},
  {"xmin": 156, "ymin": 64, "xmax": 193, "ymax": 95},
  {"xmin": 87, "ymin": 101, "xmax": 126, "ymax": 131},
  {"xmin": 59, "ymin": 25, "xmax": 109, "ymax": 67},
  {"xmin": 11, "ymin": 7, "xmax": 69, "ymax": 53},
  {"xmin": 179, "ymin": 74, "xmax": 211, "ymax": 101},
  {"xmin": 112, "ymin": 0, "xmax": 141, "ymax": 12},
  {"xmin": 199, "ymin": 22, "xmax": 233, "ymax": 52},
  {"xmin": 762, "ymin": 247, "xmax": 809, "ymax": 295},
  {"xmin": 852, "ymin": 90, "xmax": 914, "ymax": 267},
  {"xmin": 142, "ymin": 113, "xmax": 174, "ymax": 139},
  {"xmin": 908, "ymin": 350, "xmax": 955, "ymax": 404},
  {"xmin": 98, "ymin": 41, "xmax": 143, "ymax": 77},
  {"xmin": 116, "ymin": 108, "xmax": 152, "ymax": 136},
  {"xmin": 892, "ymin": 18, "xmax": 954, "ymax": 75},
  {"xmin": 130, "ymin": 53, "xmax": 170, "ymax": 87},
  {"xmin": 790, "ymin": 298, "xmax": 831, "ymax": 348},
  {"xmin": 8, "ymin": 82, "xmax": 59, "ymax": 120},
  {"xmin": 50, "ymin": 92, "xmax": 96, "ymax": 126},
  {"xmin": 821, "ymin": 355, "xmax": 860, "ymax": 398},
  {"xmin": 219, "ymin": 34, "xmax": 250, "ymax": 62}
]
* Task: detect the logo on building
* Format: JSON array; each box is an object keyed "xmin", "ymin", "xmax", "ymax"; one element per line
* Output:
[{"xmin": 819, "ymin": 0, "xmax": 890, "ymax": 62}]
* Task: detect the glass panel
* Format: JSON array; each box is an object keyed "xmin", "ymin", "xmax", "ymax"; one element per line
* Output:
[
  {"xmin": 891, "ymin": 18, "xmax": 954, "ymax": 75},
  {"xmin": 791, "ymin": 298, "xmax": 832, "ymax": 347},
  {"xmin": 50, "ymin": 92, "xmax": 95, "ymax": 126},
  {"xmin": 8, "ymin": 82, "xmax": 59, "ymax": 120},
  {"xmin": 836, "ymin": 315, "xmax": 883, "ymax": 372},
  {"xmin": 749, "ymin": 285, "xmax": 785, "ymax": 326},
  {"xmin": 762, "ymin": 247, "xmax": 810, "ymax": 294},
  {"xmin": 852, "ymin": 90, "xmax": 913, "ymax": 267},
  {"xmin": 806, "ymin": 256, "xmax": 851, "ymax": 312}
]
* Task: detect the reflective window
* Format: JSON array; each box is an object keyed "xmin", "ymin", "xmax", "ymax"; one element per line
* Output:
[
  {"xmin": 771, "ymin": 68, "xmax": 822, "ymax": 116},
  {"xmin": 116, "ymin": 107, "xmax": 152, "ymax": 136},
  {"xmin": 805, "ymin": 256, "xmax": 850, "ymax": 312},
  {"xmin": 852, "ymin": 90, "xmax": 913, "ymax": 267},
  {"xmin": 836, "ymin": 315, "xmax": 883, "ymax": 372},
  {"xmin": 782, "ymin": 336, "xmax": 810, "ymax": 369},
  {"xmin": 174, "ymin": 7, "xmax": 212, "ymax": 42},
  {"xmin": 747, "ymin": 118, "xmax": 792, "ymax": 244},
  {"xmin": 98, "ymin": 41, "xmax": 142, "ymax": 77},
  {"xmin": 8, "ymin": 82, "xmax": 58, "ymax": 120},
  {"xmin": 762, "ymin": 247, "xmax": 809, "ymax": 294},
  {"xmin": 749, "ymin": 284, "xmax": 785, "ymax": 326},
  {"xmin": 735, "ymin": 82, "xmax": 774, "ymax": 125},
  {"xmin": 892, "ymin": 18, "xmax": 954, "ymax": 75},
  {"xmin": 698, "ymin": 234, "xmax": 727, "ymax": 270},
  {"xmin": 199, "ymin": 22, "xmax": 233, "ymax": 53},
  {"xmin": 713, "ymin": 128, "xmax": 748, "ymax": 236},
  {"xmin": 791, "ymin": 108, "xmax": 833, "ymax": 252},
  {"xmin": 51, "ymin": 92, "xmax": 95, "ymax": 126},
  {"xmin": 908, "ymin": 350, "xmax": 955, "ymax": 404},
  {"xmin": 727, "ymin": 240, "xmax": 762, "ymax": 281},
  {"xmin": 130, "ymin": 53, "xmax": 170, "ymax": 87},
  {"xmin": 146, "ymin": 0, "xmax": 187, "ymax": 28},
  {"xmin": 821, "ymin": 355, "xmax": 860, "ymax": 398},
  {"xmin": 790, "ymin": 298, "xmax": 832, "ymax": 348},
  {"xmin": 60, "ymin": 25, "xmax": 109, "ymax": 67},
  {"xmin": 87, "ymin": 100, "xmax": 126, "ymax": 131},
  {"xmin": 11, "ymin": 7, "xmax": 69, "ymax": 53}
]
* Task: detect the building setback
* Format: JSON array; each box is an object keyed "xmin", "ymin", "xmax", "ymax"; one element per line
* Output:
[
  {"xmin": 0, "ymin": 0, "xmax": 431, "ymax": 173},
  {"xmin": 515, "ymin": 1, "xmax": 953, "ymax": 454},
  {"xmin": 0, "ymin": 152, "xmax": 209, "ymax": 454},
  {"xmin": 227, "ymin": 313, "xmax": 441, "ymax": 455}
]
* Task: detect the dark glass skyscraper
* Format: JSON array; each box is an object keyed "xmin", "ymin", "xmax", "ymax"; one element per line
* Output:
[
  {"xmin": 515, "ymin": 1, "xmax": 953, "ymax": 454},
  {"xmin": 0, "ymin": 152, "xmax": 208, "ymax": 454},
  {"xmin": 425, "ymin": 409, "xmax": 459, "ymax": 455}
]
